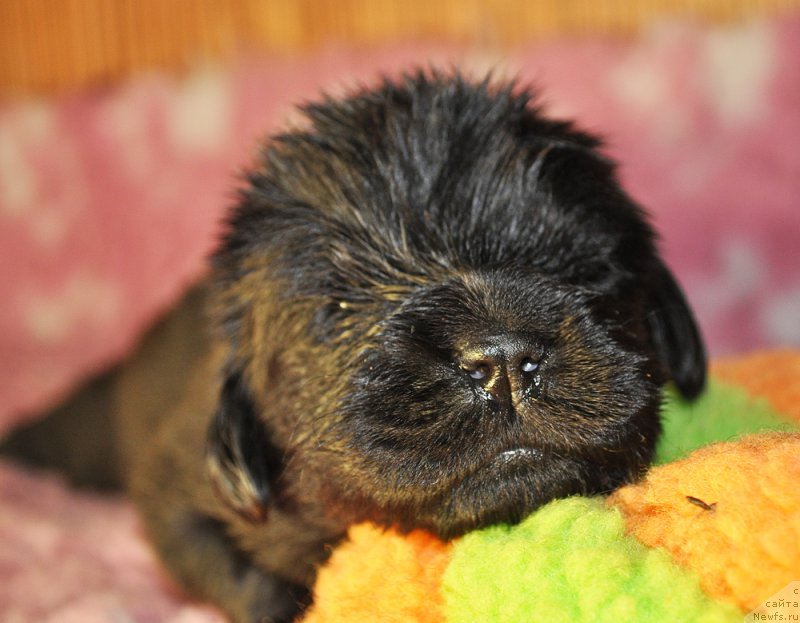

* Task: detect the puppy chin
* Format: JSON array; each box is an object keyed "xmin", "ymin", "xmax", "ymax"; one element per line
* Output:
[
  {"xmin": 434, "ymin": 442, "xmax": 651, "ymax": 539},
  {"xmin": 324, "ymin": 410, "xmax": 658, "ymax": 540},
  {"xmin": 431, "ymin": 452, "xmax": 588, "ymax": 538}
]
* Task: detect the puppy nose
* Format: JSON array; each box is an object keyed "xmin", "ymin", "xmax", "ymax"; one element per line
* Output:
[{"xmin": 458, "ymin": 338, "xmax": 541, "ymax": 405}]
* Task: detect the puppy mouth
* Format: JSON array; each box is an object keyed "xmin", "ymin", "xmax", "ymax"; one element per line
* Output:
[
  {"xmin": 457, "ymin": 443, "xmax": 549, "ymax": 484},
  {"xmin": 418, "ymin": 444, "xmax": 582, "ymax": 539}
]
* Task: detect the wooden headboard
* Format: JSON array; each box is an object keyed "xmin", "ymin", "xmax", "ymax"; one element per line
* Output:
[{"xmin": 1, "ymin": 0, "xmax": 798, "ymax": 96}]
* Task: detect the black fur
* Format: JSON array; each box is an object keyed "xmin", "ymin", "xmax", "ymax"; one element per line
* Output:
[
  {"xmin": 206, "ymin": 374, "xmax": 274, "ymax": 522},
  {"xmin": 133, "ymin": 70, "xmax": 706, "ymax": 622}
]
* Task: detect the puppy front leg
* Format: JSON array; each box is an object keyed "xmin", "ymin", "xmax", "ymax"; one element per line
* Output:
[
  {"xmin": 128, "ymin": 366, "xmax": 310, "ymax": 623},
  {"xmin": 137, "ymin": 499, "xmax": 309, "ymax": 623}
]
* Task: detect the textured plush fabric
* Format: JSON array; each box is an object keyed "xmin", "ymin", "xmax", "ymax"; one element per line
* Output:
[
  {"xmin": 710, "ymin": 350, "xmax": 800, "ymax": 423},
  {"xmin": 443, "ymin": 497, "xmax": 740, "ymax": 623},
  {"xmin": 655, "ymin": 378, "xmax": 794, "ymax": 465},
  {"xmin": 610, "ymin": 433, "xmax": 800, "ymax": 612},
  {"xmin": 300, "ymin": 351, "xmax": 800, "ymax": 622},
  {"xmin": 302, "ymin": 525, "xmax": 451, "ymax": 623}
]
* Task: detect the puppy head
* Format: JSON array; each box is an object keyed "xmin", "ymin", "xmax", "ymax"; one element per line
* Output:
[{"xmin": 207, "ymin": 71, "xmax": 706, "ymax": 538}]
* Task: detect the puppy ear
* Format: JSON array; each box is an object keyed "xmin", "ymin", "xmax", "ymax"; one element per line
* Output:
[
  {"xmin": 647, "ymin": 262, "xmax": 707, "ymax": 400},
  {"xmin": 206, "ymin": 373, "xmax": 272, "ymax": 522}
]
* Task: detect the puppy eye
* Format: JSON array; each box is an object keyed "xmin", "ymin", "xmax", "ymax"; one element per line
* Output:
[{"xmin": 520, "ymin": 358, "xmax": 539, "ymax": 374}]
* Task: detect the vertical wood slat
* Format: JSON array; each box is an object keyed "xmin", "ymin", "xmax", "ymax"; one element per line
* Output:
[{"xmin": 1, "ymin": 0, "xmax": 798, "ymax": 97}]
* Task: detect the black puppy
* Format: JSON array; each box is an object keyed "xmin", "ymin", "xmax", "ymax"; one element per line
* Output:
[{"xmin": 131, "ymin": 71, "xmax": 705, "ymax": 623}]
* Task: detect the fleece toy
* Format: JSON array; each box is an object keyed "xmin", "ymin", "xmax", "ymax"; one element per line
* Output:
[{"xmin": 299, "ymin": 351, "xmax": 800, "ymax": 623}]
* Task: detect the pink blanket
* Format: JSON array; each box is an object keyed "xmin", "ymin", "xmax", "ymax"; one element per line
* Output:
[{"xmin": 1, "ymin": 14, "xmax": 799, "ymax": 621}]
